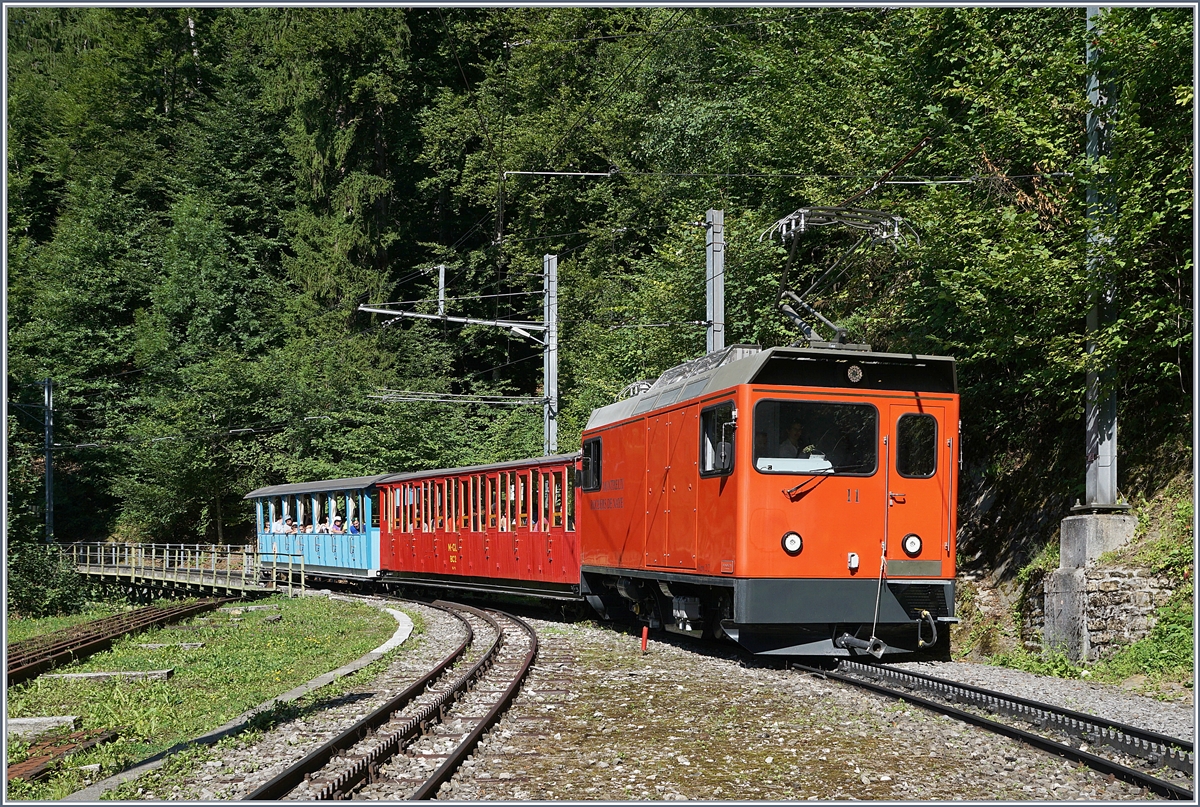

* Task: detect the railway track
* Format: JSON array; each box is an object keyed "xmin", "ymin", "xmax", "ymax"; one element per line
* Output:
[
  {"xmin": 7, "ymin": 728, "xmax": 119, "ymax": 783},
  {"xmin": 7, "ymin": 599, "xmax": 233, "ymax": 687},
  {"xmin": 244, "ymin": 600, "xmax": 537, "ymax": 801},
  {"xmin": 800, "ymin": 659, "xmax": 1194, "ymax": 800}
]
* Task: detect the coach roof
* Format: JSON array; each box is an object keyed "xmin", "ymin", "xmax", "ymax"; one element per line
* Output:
[{"xmin": 244, "ymin": 474, "xmax": 390, "ymax": 499}]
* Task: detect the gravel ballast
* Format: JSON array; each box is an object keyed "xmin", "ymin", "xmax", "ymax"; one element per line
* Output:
[
  {"xmin": 443, "ymin": 619, "xmax": 1174, "ymax": 800},
  {"xmin": 115, "ymin": 609, "xmax": 1189, "ymax": 801}
]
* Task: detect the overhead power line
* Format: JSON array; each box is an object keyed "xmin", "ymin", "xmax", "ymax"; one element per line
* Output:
[{"xmin": 369, "ymin": 389, "xmax": 545, "ymax": 406}]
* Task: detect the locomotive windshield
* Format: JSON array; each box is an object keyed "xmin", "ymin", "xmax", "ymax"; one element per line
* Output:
[{"xmin": 753, "ymin": 400, "xmax": 877, "ymax": 475}]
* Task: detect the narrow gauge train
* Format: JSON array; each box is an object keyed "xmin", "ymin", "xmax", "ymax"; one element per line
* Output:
[{"xmin": 246, "ymin": 343, "xmax": 960, "ymax": 657}]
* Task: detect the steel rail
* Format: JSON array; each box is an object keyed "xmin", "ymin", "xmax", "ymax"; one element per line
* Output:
[
  {"xmin": 7, "ymin": 599, "xmax": 232, "ymax": 686},
  {"xmin": 9, "ymin": 601, "xmax": 227, "ymax": 657},
  {"xmin": 303, "ymin": 602, "xmax": 509, "ymax": 799},
  {"xmin": 7, "ymin": 602, "xmax": 225, "ymax": 663},
  {"xmin": 795, "ymin": 662, "xmax": 1193, "ymax": 800},
  {"xmin": 408, "ymin": 606, "xmax": 539, "ymax": 800},
  {"xmin": 851, "ymin": 661, "xmax": 1193, "ymax": 771},
  {"xmin": 242, "ymin": 601, "xmax": 476, "ymax": 801},
  {"xmin": 8, "ymin": 606, "xmax": 202, "ymax": 659}
]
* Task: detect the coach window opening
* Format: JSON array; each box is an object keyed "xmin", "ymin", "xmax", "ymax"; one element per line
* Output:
[
  {"xmin": 428, "ymin": 481, "xmax": 434, "ymax": 530},
  {"xmin": 487, "ymin": 475, "xmax": 498, "ymax": 529},
  {"xmin": 518, "ymin": 473, "xmax": 529, "ymax": 528},
  {"xmin": 474, "ymin": 475, "xmax": 483, "ymax": 532},
  {"xmin": 551, "ymin": 471, "xmax": 564, "ymax": 527},
  {"xmin": 436, "ymin": 481, "xmax": 445, "ymax": 530},
  {"xmin": 530, "ymin": 471, "xmax": 540, "ymax": 529},
  {"xmin": 700, "ymin": 400, "xmax": 737, "ymax": 477},
  {"xmin": 495, "ymin": 472, "xmax": 505, "ymax": 531}
]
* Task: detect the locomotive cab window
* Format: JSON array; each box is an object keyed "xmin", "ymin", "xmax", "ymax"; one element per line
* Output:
[
  {"xmin": 896, "ymin": 413, "xmax": 938, "ymax": 478},
  {"xmin": 753, "ymin": 399, "xmax": 877, "ymax": 475},
  {"xmin": 700, "ymin": 401, "xmax": 736, "ymax": 476},
  {"xmin": 581, "ymin": 437, "xmax": 602, "ymax": 491}
]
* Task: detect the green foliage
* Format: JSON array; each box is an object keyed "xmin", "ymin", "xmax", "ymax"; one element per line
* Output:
[
  {"xmin": 990, "ymin": 646, "xmax": 1085, "ymax": 679},
  {"xmin": 5, "ymin": 543, "xmax": 89, "ymax": 617},
  {"xmin": 5, "ymin": 8, "xmax": 1191, "ymax": 566}
]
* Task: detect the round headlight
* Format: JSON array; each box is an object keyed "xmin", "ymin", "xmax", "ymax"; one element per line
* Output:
[
  {"xmin": 782, "ymin": 531, "xmax": 803, "ymax": 556},
  {"xmin": 902, "ymin": 533, "xmax": 922, "ymax": 556}
]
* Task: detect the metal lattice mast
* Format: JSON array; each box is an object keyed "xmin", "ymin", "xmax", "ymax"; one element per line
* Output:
[
  {"xmin": 706, "ymin": 209, "xmax": 725, "ymax": 354},
  {"xmin": 543, "ymin": 254, "xmax": 558, "ymax": 455}
]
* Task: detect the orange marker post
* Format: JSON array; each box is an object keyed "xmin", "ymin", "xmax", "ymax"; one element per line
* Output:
[{"xmin": 641, "ymin": 625, "xmax": 649, "ymax": 654}]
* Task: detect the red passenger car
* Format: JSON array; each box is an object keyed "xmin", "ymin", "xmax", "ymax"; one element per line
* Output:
[
  {"xmin": 576, "ymin": 344, "xmax": 959, "ymax": 657},
  {"xmin": 375, "ymin": 455, "xmax": 582, "ymax": 600}
]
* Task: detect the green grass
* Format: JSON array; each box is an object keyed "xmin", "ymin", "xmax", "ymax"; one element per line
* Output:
[{"xmin": 5, "ymin": 594, "xmax": 400, "ymax": 800}]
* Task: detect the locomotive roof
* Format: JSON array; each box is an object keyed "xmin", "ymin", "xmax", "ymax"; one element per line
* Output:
[
  {"xmin": 585, "ymin": 345, "xmax": 957, "ymax": 431},
  {"xmin": 376, "ymin": 452, "xmax": 580, "ymax": 485},
  {"xmin": 244, "ymin": 474, "xmax": 391, "ymax": 499}
]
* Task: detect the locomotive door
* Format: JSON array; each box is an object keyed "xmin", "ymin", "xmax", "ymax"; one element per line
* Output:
[
  {"xmin": 645, "ymin": 409, "xmax": 698, "ymax": 569},
  {"xmin": 884, "ymin": 403, "xmax": 948, "ymax": 577},
  {"xmin": 645, "ymin": 414, "xmax": 670, "ymax": 567},
  {"xmin": 665, "ymin": 406, "xmax": 698, "ymax": 569}
]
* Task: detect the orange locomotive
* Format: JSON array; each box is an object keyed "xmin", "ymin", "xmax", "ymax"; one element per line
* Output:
[
  {"xmin": 576, "ymin": 344, "xmax": 959, "ymax": 657},
  {"xmin": 360, "ymin": 343, "xmax": 958, "ymax": 658}
]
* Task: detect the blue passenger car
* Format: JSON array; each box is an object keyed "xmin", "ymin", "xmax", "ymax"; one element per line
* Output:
[{"xmin": 245, "ymin": 475, "xmax": 385, "ymax": 579}]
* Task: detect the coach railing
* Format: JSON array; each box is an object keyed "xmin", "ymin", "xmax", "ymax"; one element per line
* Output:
[{"xmin": 61, "ymin": 543, "xmax": 306, "ymax": 596}]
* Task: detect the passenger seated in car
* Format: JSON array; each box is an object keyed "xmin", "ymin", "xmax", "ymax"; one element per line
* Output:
[
  {"xmin": 348, "ymin": 519, "xmax": 362, "ymax": 534},
  {"xmin": 331, "ymin": 516, "xmax": 345, "ymax": 534}
]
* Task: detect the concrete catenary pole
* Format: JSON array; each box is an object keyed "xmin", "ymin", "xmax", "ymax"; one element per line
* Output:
[
  {"xmin": 43, "ymin": 378, "xmax": 54, "ymax": 543},
  {"xmin": 543, "ymin": 254, "xmax": 558, "ymax": 455},
  {"xmin": 437, "ymin": 264, "xmax": 446, "ymax": 316},
  {"xmin": 1045, "ymin": 6, "xmax": 1135, "ymax": 664},
  {"xmin": 706, "ymin": 209, "xmax": 725, "ymax": 354},
  {"xmin": 1084, "ymin": 6, "xmax": 1119, "ymax": 508}
]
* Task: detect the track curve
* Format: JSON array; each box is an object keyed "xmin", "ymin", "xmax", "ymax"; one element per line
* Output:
[{"xmin": 245, "ymin": 600, "xmax": 537, "ymax": 801}]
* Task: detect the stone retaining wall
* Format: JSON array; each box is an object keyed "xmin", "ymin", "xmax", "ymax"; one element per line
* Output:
[
  {"xmin": 1084, "ymin": 568, "xmax": 1174, "ymax": 659},
  {"xmin": 1023, "ymin": 566, "xmax": 1173, "ymax": 662}
]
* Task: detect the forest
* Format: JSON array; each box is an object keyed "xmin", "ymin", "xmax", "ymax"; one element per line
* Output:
[{"xmin": 6, "ymin": 8, "xmax": 1192, "ymax": 588}]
